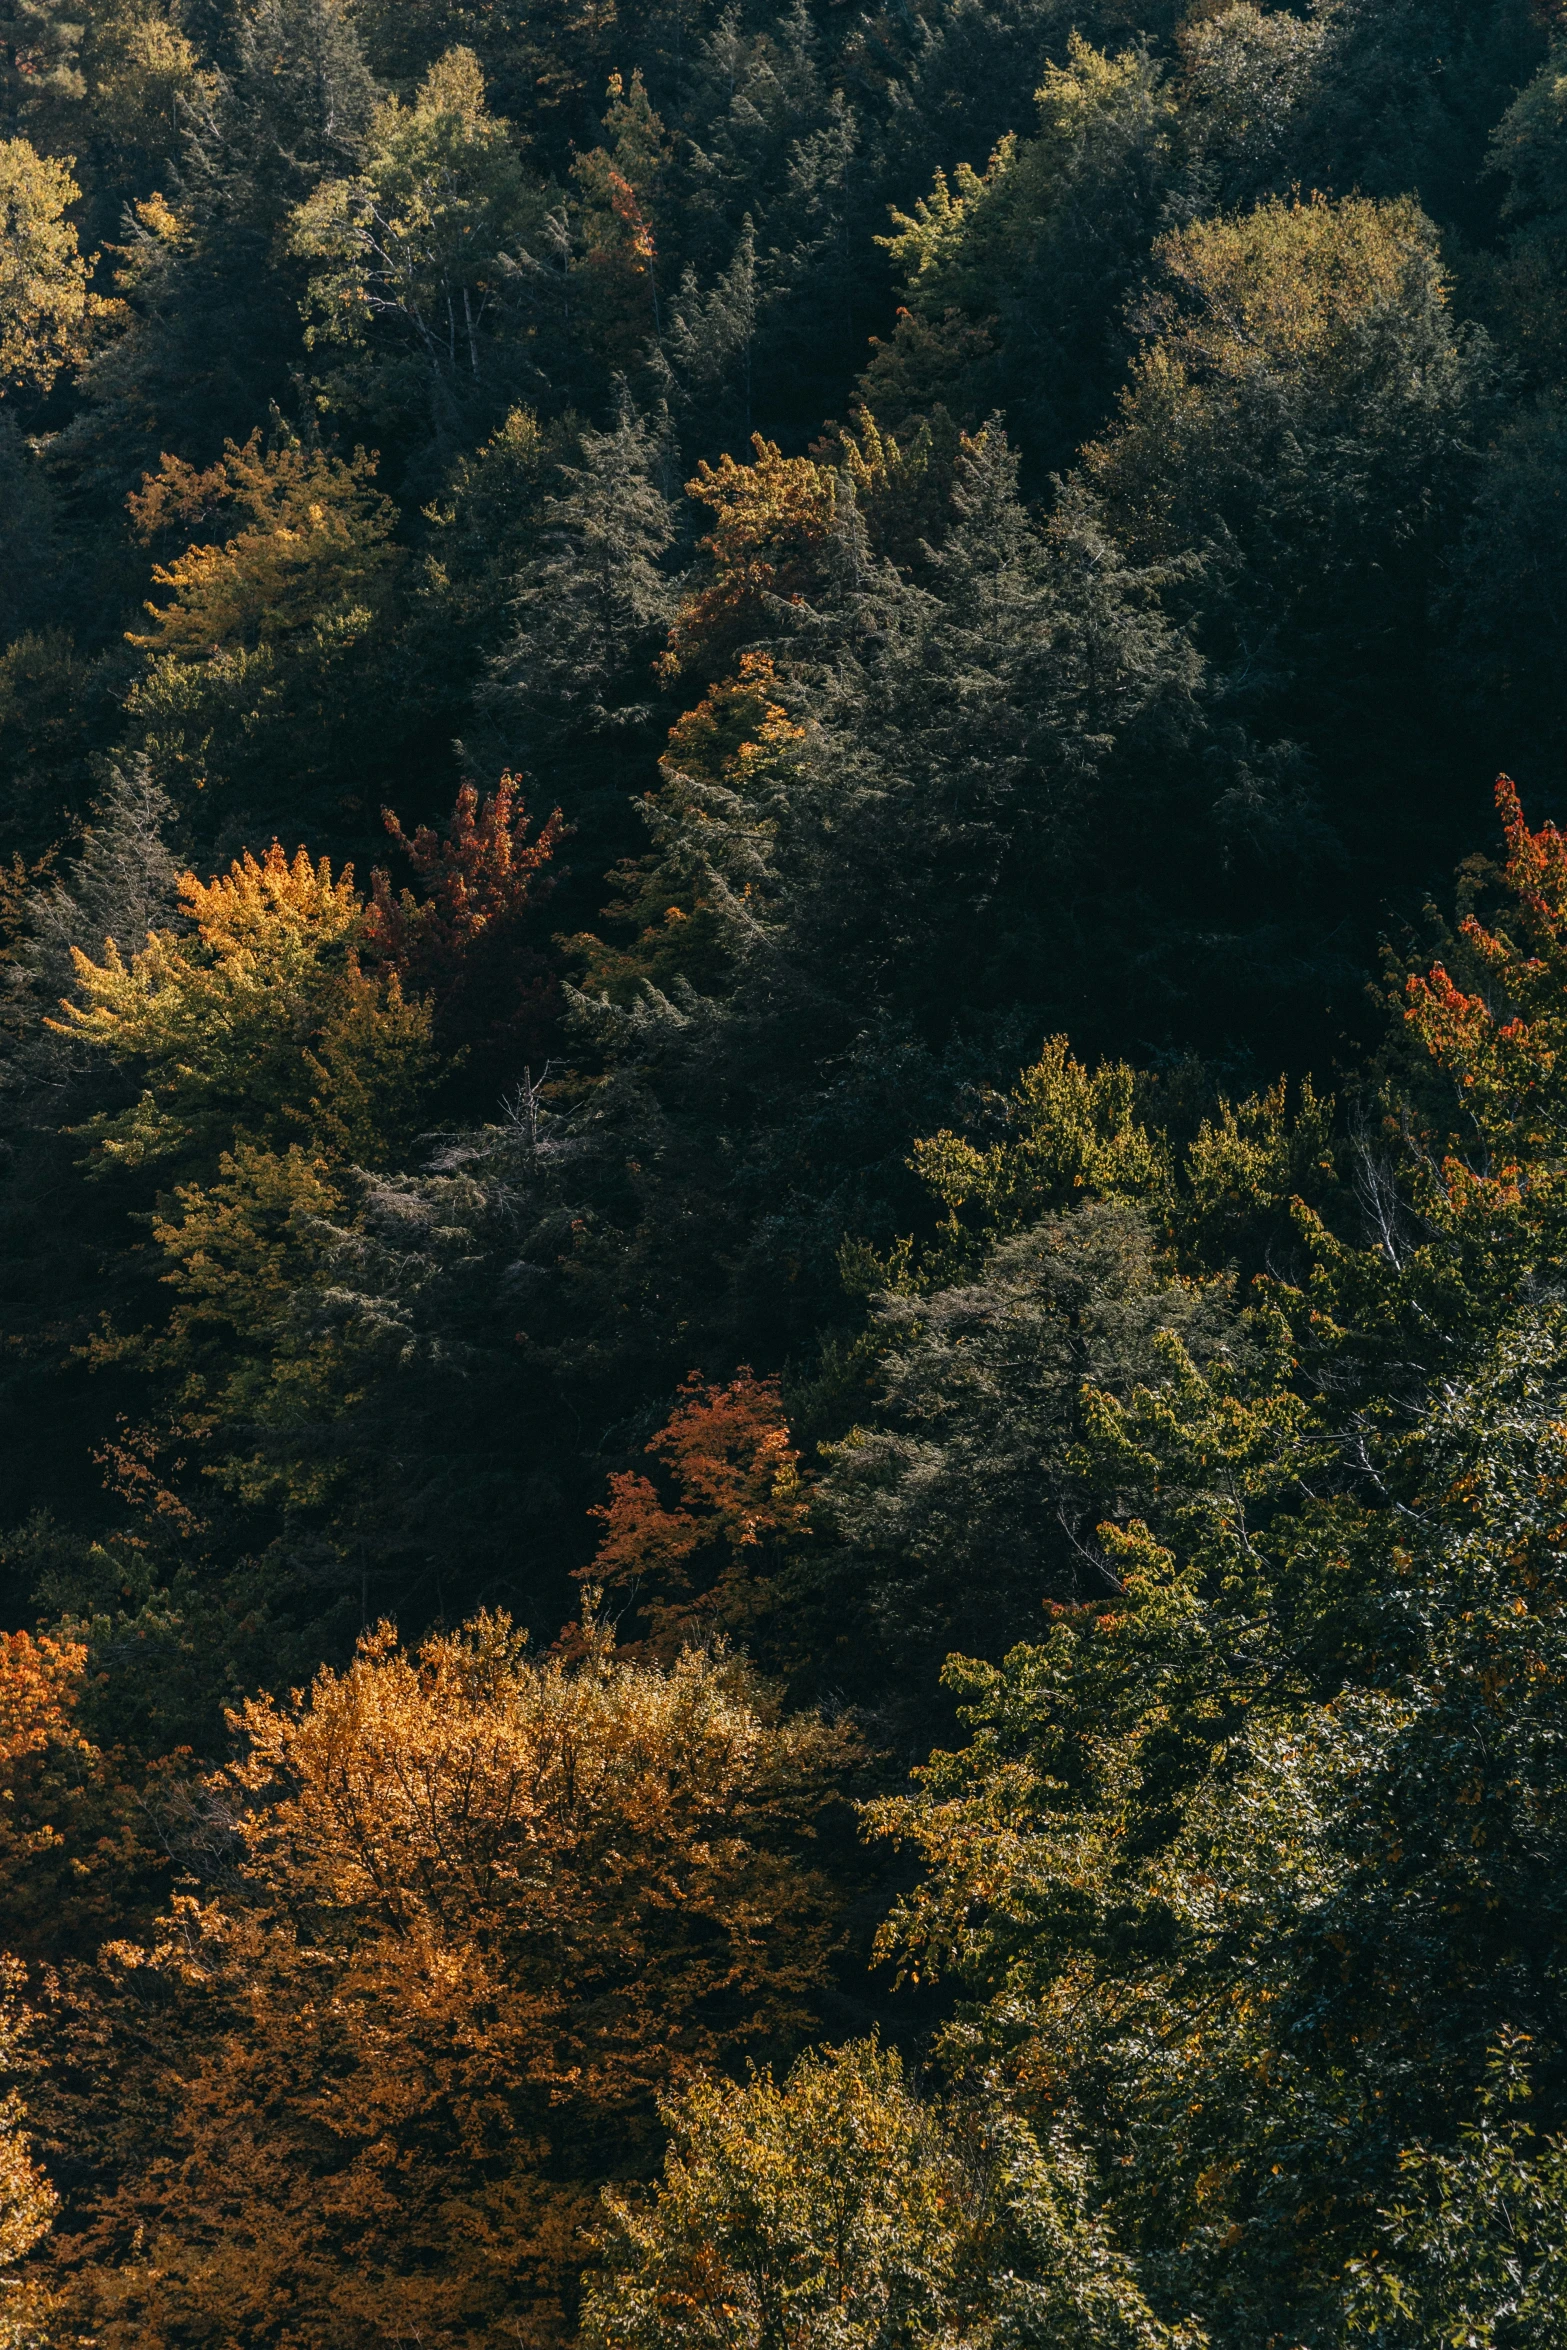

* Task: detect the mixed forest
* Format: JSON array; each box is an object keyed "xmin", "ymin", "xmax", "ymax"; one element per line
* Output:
[{"xmin": 0, "ymin": 0, "xmax": 1566, "ymax": 2338}]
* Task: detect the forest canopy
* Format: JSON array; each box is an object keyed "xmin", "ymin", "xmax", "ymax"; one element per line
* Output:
[{"xmin": 0, "ymin": 0, "xmax": 1564, "ymax": 2341}]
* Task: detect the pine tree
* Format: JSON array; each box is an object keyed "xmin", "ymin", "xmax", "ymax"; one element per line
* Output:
[
  {"xmin": 0, "ymin": 0, "xmax": 82, "ymax": 140},
  {"xmin": 2, "ymin": 753, "xmax": 177, "ymax": 1098},
  {"xmin": 193, "ymin": 0, "xmax": 378, "ymax": 228},
  {"xmin": 482, "ymin": 397, "xmax": 679, "ymax": 894},
  {"xmin": 666, "ymin": 212, "xmax": 758, "ymax": 449}
]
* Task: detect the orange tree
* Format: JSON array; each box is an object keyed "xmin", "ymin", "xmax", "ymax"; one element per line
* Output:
[
  {"xmin": 585, "ymin": 1368, "xmax": 812, "ymax": 1660},
  {"xmin": 29, "ymin": 1611, "xmax": 860, "ymax": 2349}
]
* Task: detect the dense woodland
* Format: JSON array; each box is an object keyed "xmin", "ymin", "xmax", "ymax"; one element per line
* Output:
[{"xmin": 0, "ymin": 0, "xmax": 1564, "ymax": 2338}]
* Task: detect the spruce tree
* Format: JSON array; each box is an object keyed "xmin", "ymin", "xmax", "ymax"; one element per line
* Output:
[
  {"xmin": 483, "ymin": 397, "xmax": 680, "ymax": 901},
  {"xmin": 0, "ymin": 0, "xmax": 82, "ymax": 140}
]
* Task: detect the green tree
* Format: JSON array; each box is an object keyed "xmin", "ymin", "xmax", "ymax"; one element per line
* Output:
[
  {"xmin": 585, "ymin": 2039, "xmax": 1205, "ymax": 2350},
  {"xmin": 585, "ymin": 2041, "xmax": 985, "ymax": 2350},
  {"xmin": 1344, "ymin": 2034, "xmax": 1567, "ymax": 2347},
  {"xmin": 0, "ymin": 0, "xmax": 82, "ymax": 140},
  {"xmin": 1079, "ymin": 189, "xmax": 1492, "ymax": 942},
  {"xmin": 861, "ymin": 782, "xmax": 1567, "ymax": 2341},
  {"xmin": 863, "ymin": 37, "xmax": 1179, "ymax": 475},
  {"xmin": 50, "ymin": 0, "xmax": 378, "ymax": 501},
  {"xmin": 483, "ymin": 397, "xmax": 678, "ymax": 890},
  {"xmin": 291, "ymin": 46, "xmax": 545, "ymax": 457}
]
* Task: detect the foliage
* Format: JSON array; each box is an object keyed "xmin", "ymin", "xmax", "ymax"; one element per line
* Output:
[
  {"xmin": 587, "ymin": 1368, "xmax": 811, "ymax": 1657},
  {"xmin": 585, "ymin": 2038, "xmax": 1205, "ymax": 2350},
  {"xmin": 1343, "ymin": 2033, "xmax": 1567, "ymax": 2345},
  {"xmin": 661, "ymin": 434, "xmax": 839, "ymax": 682},
  {"xmin": 126, "ymin": 430, "xmax": 398, "ymax": 657},
  {"xmin": 121, "ymin": 427, "xmax": 405, "ymax": 826},
  {"xmin": 56, "ymin": 839, "xmax": 438, "ymax": 1178},
  {"xmin": 291, "ymin": 46, "xmax": 546, "ymax": 445},
  {"xmin": 0, "ymin": 1958, "xmax": 53, "ymax": 2349},
  {"xmin": 1, "ymin": 0, "xmax": 1566, "ymax": 2336},
  {"xmin": 584, "ymin": 2039, "xmax": 988, "ymax": 2350},
  {"xmin": 0, "ymin": 138, "xmax": 97, "ymax": 392},
  {"xmin": 366, "ymin": 771, "xmax": 564, "ymax": 1066},
  {"xmin": 864, "ymin": 36, "xmax": 1179, "ymax": 471},
  {"xmin": 858, "ymin": 781, "xmax": 1567, "ymax": 2337},
  {"xmin": 36, "ymin": 1612, "xmax": 857, "ymax": 2348}
]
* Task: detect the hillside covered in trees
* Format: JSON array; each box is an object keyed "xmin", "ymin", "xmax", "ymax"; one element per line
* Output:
[{"xmin": 0, "ymin": 0, "xmax": 1566, "ymax": 2338}]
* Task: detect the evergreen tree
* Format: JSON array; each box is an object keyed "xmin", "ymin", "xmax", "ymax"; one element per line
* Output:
[
  {"xmin": 483, "ymin": 397, "xmax": 680, "ymax": 900},
  {"xmin": 0, "ymin": 0, "xmax": 82, "ymax": 140},
  {"xmin": 51, "ymin": 0, "xmax": 380, "ymax": 494}
]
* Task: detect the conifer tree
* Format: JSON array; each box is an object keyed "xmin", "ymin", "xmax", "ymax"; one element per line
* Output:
[
  {"xmin": 666, "ymin": 212, "xmax": 758, "ymax": 448},
  {"xmin": 0, "ymin": 0, "xmax": 82, "ymax": 140},
  {"xmin": 484, "ymin": 397, "xmax": 679, "ymax": 885}
]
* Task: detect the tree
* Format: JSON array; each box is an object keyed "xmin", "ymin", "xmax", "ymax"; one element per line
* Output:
[
  {"xmin": 47, "ymin": 0, "xmax": 379, "ymax": 499},
  {"xmin": 1078, "ymin": 188, "xmax": 1493, "ymax": 950},
  {"xmin": 817, "ymin": 1199, "xmax": 1241, "ymax": 1717},
  {"xmin": 483, "ymin": 398, "xmax": 678, "ymax": 891},
  {"xmin": 291, "ymin": 46, "xmax": 545, "ymax": 455},
  {"xmin": 126, "ymin": 428, "xmax": 398, "ymax": 659},
  {"xmin": 564, "ymin": 652, "xmax": 800, "ymax": 1004},
  {"xmin": 1344, "ymin": 2033, "xmax": 1567, "ymax": 2346},
  {"xmin": 0, "ymin": 0, "xmax": 81, "ymax": 140},
  {"xmin": 587, "ymin": 1367, "xmax": 811, "ymax": 1658},
  {"xmin": 1083, "ymin": 192, "xmax": 1484, "ymax": 576},
  {"xmin": 36, "ymin": 1612, "xmax": 857, "ymax": 2349},
  {"xmin": 661, "ymin": 432, "xmax": 837, "ymax": 682},
  {"xmin": 864, "ymin": 36, "xmax": 1180, "ymax": 475},
  {"xmin": 584, "ymin": 2041, "xmax": 985, "ymax": 2350},
  {"xmin": 0, "ymin": 137, "xmax": 95, "ymax": 393},
  {"xmin": 584, "ymin": 2039, "xmax": 1205, "ymax": 2350},
  {"xmin": 121, "ymin": 426, "xmax": 404, "ymax": 830},
  {"xmin": 55, "ymin": 838, "xmax": 438, "ymax": 1178},
  {"xmin": 568, "ymin": 68, "xmax": 674, "ymax": 373},
  {"xmin": 1175, "ymin": 4, "xmax": 1333, "ymax": 207},
  {"xmin": 859, "ymin": 781, "xmax": 1567, "ymax": 2340},
  {"xmin": 76, "ymin": 0, "xmax": 211, "ymax": 201},
  {"xmin": 1, "ymin": 752, "xmax": 176, "ymax": 1090},
  {"xmin": 0, "ymin": 1960, "xmax": 53, "ymax": 2349},
  {"xmin": 366, "ymin": 772, "xmax": 564, "ymax": 1074}
]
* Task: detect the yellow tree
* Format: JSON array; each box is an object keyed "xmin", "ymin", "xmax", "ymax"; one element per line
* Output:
[
  {"xmin": 55, "ymin": 839, "xmax": 438, "ymax": 1179},
  {"xmin": 0, "ymin": 1966, "xmax": 53, "ymax": 2350},
  {"xmin": 0, "ymin": 137, "xmax": 98, "ymax": 393},
  {"xmin": 126, "ymin": 431, "xmax": 398, "ymax": 659},
  {"xmin": 661, "ymin": 438, "xmax": 838, "ymax": 681},
  {"xmin": 120, "ymin": 427, "xmax": 403, "ymax": 801}
]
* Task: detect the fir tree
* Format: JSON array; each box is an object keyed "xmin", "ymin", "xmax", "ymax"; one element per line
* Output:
[
  {"xmin": 482, "ymin": 396, "xmax": 680, "ymax": 894},
  {"xmin": 0, "ymin": 0, "xmax": 82, "ymax": 140}
]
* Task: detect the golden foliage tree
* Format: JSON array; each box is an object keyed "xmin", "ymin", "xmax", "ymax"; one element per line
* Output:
[
  {"xmin": 56, "ymin": 839, "xmax": 438, "ymax": 1178},
  {"xmin": 126, "ymin": 430, "xmax": 398, "ymax": 659},
  {"xmin": 0, "ymin": 1966, "xmax": 54, "ymax": 2350},
  {"xmin": 0, "ymin": 137, "xmax": 98, "ymax": 393},
  {"xmin": 660, "ymin": 438, "xmax": 838, "ymax": 682},
  {"xmin": 34, "ymin": 1613, "xmax": 857, "ymax": 2349}
]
